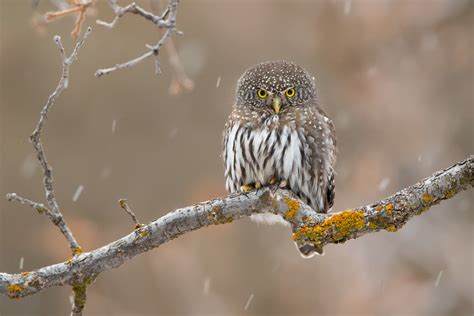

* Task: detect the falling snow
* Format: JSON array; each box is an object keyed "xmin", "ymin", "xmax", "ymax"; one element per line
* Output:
[
  {"xmin": 216, "ymin": 76, "xmax": 221, "ymax": 88},
  {"xmin": 20, "ymin": 155, "xmax": 37, "ymax": 179},
  {"xmin": 169, "ymin": 128, "xmax": 179, "ymax": 139},
  {"xmin": 367, "ymin": 66, "xmax": 378, "ymax": 78},
  {"xmin": 435, "ymin": 270, "xmax": 443, "ymax": 287},
  {"xmin": 19, "ymin": 257, "xmax": 24, "ymax": 270},
  {"xmin": 271, "ymin": 263, "xmax": 280, "ymax": 273},
  {"xmin": 100, "ymin": 167, "xmax": 112, "ymax": 180},
  {"xmin": 72, "ymin": 185, "xmax": 84, "ymax": 202},
  {"xmin": 203, "ymin": 277, "xmax": 211, "ymax": 295},
  {"xmin": 112, "ymin": 119, "xmax": 117, "ymax": 134},
  {"xmin": 378, "ymin": 177, "xmax": 390, "ymax": 192},
  {"xmin": 244, "ymin": 294, "xmax": 254, "ymax": 310},
  {"xmin": 344, "ymin": 0, "xmax": 352, "ymax": 15}
]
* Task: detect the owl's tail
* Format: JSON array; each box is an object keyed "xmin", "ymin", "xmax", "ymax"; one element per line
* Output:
[{"xmin": 296, "ymin": 243, "xmax": 324, "ymax": 258}]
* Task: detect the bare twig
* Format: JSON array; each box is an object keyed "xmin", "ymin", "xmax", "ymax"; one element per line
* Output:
[
  {"xmin": 95, "ymin": 0, "xmax": 179, "ymax": 77},
  {"xmin": 7, "ymin": 28, "xmax": 91, "ymax": 255},
  {"xmin": 119, "ymin": 199, "xmax": 142, "ymax": 228},
  {"xmin": 44, "ymin": 0, "xmax": 95, "ymax": 39},
  {"xmin": 1, "ymin": 156, "xmax": 472, "ymax": 300},
  {"xmin": 4, "ymin": 28, "xmax": 93, "ymax": 315},
  {"xmin": 150, "ymin": 0, "xmax": 194, "ymax": 95},
  {"xmin": 5, "ymin": 193, "xmax": 49, "ymax": 214}
]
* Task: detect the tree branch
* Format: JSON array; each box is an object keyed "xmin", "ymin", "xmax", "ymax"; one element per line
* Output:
[
  {"xmin": 11, "ymin": 27, "xmax": 92, "ymax": 256},
  {"xmin": 95, "ymin": 0, "xmax": 179, "ymax": 77},
  {"xmin": 4, "ymin": 28, "xmax": 92, "ymax": 315},
  {"xmin": 1, "ymin": 156, "xmax": 472, "ymax": 300}
]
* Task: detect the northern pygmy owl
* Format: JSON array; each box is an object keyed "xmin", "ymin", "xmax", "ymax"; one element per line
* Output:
[{"xmin": 223, "ymin": 61, "xmax": 337, "ymax": 257}]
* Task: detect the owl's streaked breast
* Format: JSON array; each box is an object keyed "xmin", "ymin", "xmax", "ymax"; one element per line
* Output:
[{"xmin": 223, "ymin": 116, "xmax": 324, "ymax": 212}]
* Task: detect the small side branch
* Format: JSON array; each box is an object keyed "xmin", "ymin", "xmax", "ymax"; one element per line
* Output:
[
  {"xmin": 95, "ymin": 0, "xmax": 179, "ymax": 77},
  {"xmin": 1, "ymin": 156, "xmax": 472, "ymax": 300},
  {"xmin": 6, "ymin": 28, "xmax": 92, "ymax": 255},
  {"xmin": 44, "ymin": 0, "xmax": 96, "ymax": 39},
  {"xmin": 119, "ymin": 199, "xmax": 142, "ymax": 228}
]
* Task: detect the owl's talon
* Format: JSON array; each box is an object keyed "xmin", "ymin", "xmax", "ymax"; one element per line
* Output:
[
  {"xmin": 269, "ymin": 178, "xmax": 277, "ymax": 185},
  {"xmin": 279, "ymin": 179, "xmax": 288, "ymax": 188},
  {"xmin": 240, "ymin": 184, "xmax": 255, "ymax": 193},
  {"xmin": 255, "ymin": 181, "xmax": 262, "ymax": 189}
]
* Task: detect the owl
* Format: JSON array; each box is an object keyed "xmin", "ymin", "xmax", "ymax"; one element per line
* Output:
[{"xmin": 222, "ymin": 61, "xmax": 337, "ymax": 257}]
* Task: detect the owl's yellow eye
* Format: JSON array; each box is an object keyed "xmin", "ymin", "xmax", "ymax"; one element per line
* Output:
[
  {"xmin": 285, "ymin": 88, "xmax": 296, "ymax": 98},
  {"xmin": 257, "ymin": 89, "xmax": 267, "ymax": 99}
]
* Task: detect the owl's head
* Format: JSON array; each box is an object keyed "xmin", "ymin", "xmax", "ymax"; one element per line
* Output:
[{"xmin": 235, "ymin": 60, "xmax": 317, "ymax": 114}]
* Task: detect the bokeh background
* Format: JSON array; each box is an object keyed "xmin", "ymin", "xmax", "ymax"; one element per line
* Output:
[{"xmin": 1, "ymin": 0, "xmax": 473, "ymax": 315}]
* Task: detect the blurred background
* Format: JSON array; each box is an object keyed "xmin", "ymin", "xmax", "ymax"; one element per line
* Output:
[{"xmin": 1, "ymin": 0, "xmax": 473, "ymax": 315}]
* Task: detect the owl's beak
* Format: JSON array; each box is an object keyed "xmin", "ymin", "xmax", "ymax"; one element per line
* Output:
[{"xmin": 272, "ymin": 96, "xmax": 281, "ymax": 114}]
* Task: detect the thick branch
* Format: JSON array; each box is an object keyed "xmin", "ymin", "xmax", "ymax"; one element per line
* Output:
[{"xmin": 1, "ymin": 156, "xmax": 472, "ymax": 299}]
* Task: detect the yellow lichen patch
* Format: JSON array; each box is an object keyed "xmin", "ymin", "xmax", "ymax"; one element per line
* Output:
[
  {"xmin": 284, "ymin": 198, "xmax": 300, "ymax": 220},
  {"xmin": 72, "ymin": 247, "xmax": 83, "ymax": 256},
  {"xmin": 368, "ymin": 221, "xmax": 378, "ymax": 230},
  {"xmin": 444, "ymin": 190, "xmax": 456, "ymax": 199},
  {"xmin": 138, "ymin": 230, "xmax": 149, "ymax": 237},
  {"xmin": 422, "ymin": 192, "xmax": 434, "ymax": 204},
  {"xmin": 134, "ymin": 227, "xmax": 149, "ymax": 239},
  {"xmin": 293, "ymin": 210, "xmax": 365, "ymax": 242},
  {"xmin": 8, "ymin": 284, "xmax": 28, "ymax": 297},
  {"xmin": 134, "ymin": 224, "xmax": 144, "ymax": 230},
  {"xmin": 208, "ymin": 206, "xmax": 233, "ymax": 225},
  {"xmin": 375, "ymin": 205, "xmax": 383, "ymax": 212},
  {"xmin": 385, "ymin": 203, "xmax": 393, "ymax": 214},
  {"xmin": 385, "ymin": 225, "xmax": 398, "ymax": 232},
  {"xmin": 420, "ymin": 206, "xmax": 431, "ymax": 213},
  {"xmin": 21, "ymin": 271, "xmax": 30, "ymax": 276}
]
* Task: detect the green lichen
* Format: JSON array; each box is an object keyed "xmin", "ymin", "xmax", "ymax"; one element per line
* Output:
[{"xmin": 71, "ymin": 275, "xmax": 96, "ymax": 309}]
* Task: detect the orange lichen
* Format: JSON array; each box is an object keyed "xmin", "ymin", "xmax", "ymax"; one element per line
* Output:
[
  {"xmin": 8, "ymin": 284, "xmax": 28, "ymax": 297},
  {"xmin": 293, "ymin": 210, "xmax": 365, "ymax": 242},
  {"xmin": 385, "ymin": 203, "xmax": 393, "ymax": 214},
  {"xmin": 422, "ymin": 192, "xmax": 434, "ymax": 204},
  {"xmin": 21, "ymin": 271, "xmax": 30, "ymax": 276},
  {"xmin": 134, "ymin": 227, "xmax": 149, "ymax": 239},
  {"xmin": 284, "ymin": 198, "xmax": 300, "ymax": 220},
  {"xmin": 375, "ymin": 205, "xmax": 383, "ymax": 212}
]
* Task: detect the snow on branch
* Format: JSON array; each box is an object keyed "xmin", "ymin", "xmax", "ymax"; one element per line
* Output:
[{"xmin": 1, "ymin": 156, "xmax": 472, "ymax": 302}]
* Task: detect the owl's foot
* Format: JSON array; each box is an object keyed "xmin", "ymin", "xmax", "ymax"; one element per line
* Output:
[
  {"xmin": 240, "ymin": 184, "xmax": 254, "ymax": 192},
  {"xmin": 240, "ymin": 182, "xmax": 262, "ymax": 193},
  {"xmin": 269, "ymin": 178, "xmax": 277, "ymax": 185},
  {"xmin": 279, "ymin": 179, "xmax": 288, "ymax": 188}
]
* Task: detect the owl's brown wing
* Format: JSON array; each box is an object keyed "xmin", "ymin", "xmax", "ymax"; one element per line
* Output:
[{"xmin": 306, "ymin": 106, "xmax": 337, "ymax": 212}]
